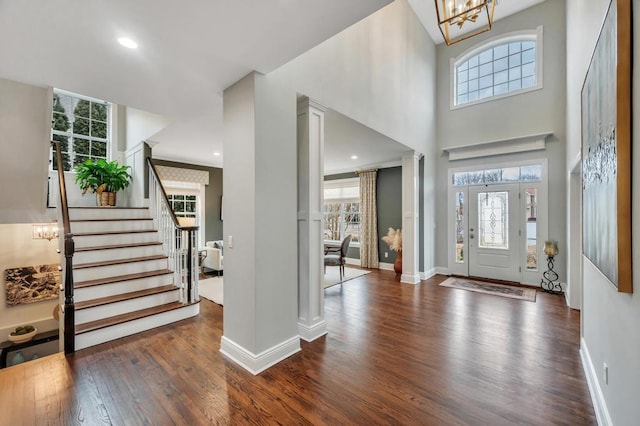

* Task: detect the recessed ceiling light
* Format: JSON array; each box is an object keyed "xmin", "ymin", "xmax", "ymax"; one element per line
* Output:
[
  {"xmin": 351, "ymin": 155, "xmax": 358, "ymax": 160},
  {"xmin": 213, "ymin": 152, "xmax": 221, "ymax": 156},
  {"xmin": 118, "ymin": 37, "xmax": 138, "ymax": 49}
]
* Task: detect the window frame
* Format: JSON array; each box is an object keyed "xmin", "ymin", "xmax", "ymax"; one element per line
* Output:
[
  {"xmin": 323, "ymin": 178, "xmax": 361, "ymax": 247},
  {"xmin": 450, "ymin": 26, "xmax": 544, "ymax": 110},
  {"xmin": 50, "ymin": 88, "xmax": 111, "ymax": 172}
]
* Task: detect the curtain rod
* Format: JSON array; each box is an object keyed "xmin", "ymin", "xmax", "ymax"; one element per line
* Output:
[{"xmin": 355, "ymin": 168, "xmax": 378, "ymax": 175}]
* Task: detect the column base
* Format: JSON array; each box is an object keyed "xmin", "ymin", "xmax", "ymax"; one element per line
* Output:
[
  {"xmin": 220, "ymin": 335, "xmax": 301, "ymax": 375},
  {"xmin": 298, "ymin": 320, "xmax": 328, "ymax": 342},
  {"xmin": 401, "ymin": 273, "xmax": 421, "ymax": 284}
]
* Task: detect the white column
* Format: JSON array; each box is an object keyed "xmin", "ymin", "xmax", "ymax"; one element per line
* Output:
[
  {"xmin": 220, "ymin": 72, "xmax": 300, "ymax": 375},
  {"xmin": 401, "ymin": 152, "xmax": 421, "ymax": 284},
  {"xmin": 297, "ymin": 97, "xmax": 327, "ymax": 341}
]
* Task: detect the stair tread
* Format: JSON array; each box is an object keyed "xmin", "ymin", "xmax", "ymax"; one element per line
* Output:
[
  {"xmin": 74, "ymin": 254, "xmax": 167, "ymax": 270},
  {"xmin": 73, "ymin": 229, "xmax": 158, "ymax": 237},
  {"xmin": 69, "ymin": 207, "xmax": 148, "ymax": 209},
  {"xmin": 76, "ymin": 301, "xmax": 200, "ymax": 335},
  {"xmin": 75, "ymin": 285, "xmax": 177, "ymax": 310},
  {"xmin": 76, "ymin": 241, "xmax": 163, "ymax": 252},
  {"xmin": 70, "ymin": 218, "xmax": 153, "ymax": 222},
  {"xmin": 75, "ymin": 269, "xmax": 173, "ymax": 288}
]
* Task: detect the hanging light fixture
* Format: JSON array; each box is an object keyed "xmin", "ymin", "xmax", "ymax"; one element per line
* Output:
[{"xmin": 435, "ymin": 0, "xmax": 496, "ymax": 46}]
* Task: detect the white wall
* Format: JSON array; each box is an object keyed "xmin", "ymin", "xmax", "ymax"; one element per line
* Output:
[
  {"xmin": 434, "ymin": 1, "xmax": 567, "ymax": 281},
  {"xmin": 0, "ymin": 78, "xmax": 52, "ymax": 224},
  {"xmin": 0, "ymin": 224, "xmax": 59, "ymax": 337},
  {"xmin": 270, "ymin": 0, "xmax": 435, "ymax": 156},
  {"xmin": 124, "ymin": 107, "xmax": 169, "ymax": 151},
  {"xmin": 567, "ymin": 0, "xmax": 640, "ymax": 424}
]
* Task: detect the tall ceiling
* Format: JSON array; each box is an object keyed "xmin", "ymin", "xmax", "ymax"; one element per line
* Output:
[{"xmin": 1, "ymin": 0, "xmax": 544, "ymax": 170}]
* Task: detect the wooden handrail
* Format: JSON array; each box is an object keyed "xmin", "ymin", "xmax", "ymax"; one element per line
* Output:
[
  {"xmin": 146, "ymin": 157, "xmax": 198, "ymax": 232},
  {"xmin": 51, "ymin": 141, "xmax": 75, "ymax": 354}
]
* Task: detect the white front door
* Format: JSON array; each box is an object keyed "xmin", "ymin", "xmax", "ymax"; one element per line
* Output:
[{"xmin": 468, "ymin": 183, "xmax": 521, "ymax": 282}]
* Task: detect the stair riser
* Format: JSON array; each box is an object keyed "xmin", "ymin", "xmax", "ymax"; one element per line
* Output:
[
  {"xmin": 74, "ymin": 259, "xmax": 169, "ymax": 282},
  {"xmin": 75, "ymin": 303, "xmax": 200, "ymax": 350},
  {"xmin": 74, "ymin": 274, "xmax": 174, "ymax": 302},
  {"xmin": 73, "ymin": 232, "xmax": 159, "ymax": 249},
  {"xmin": 75, "ymin": 245, "xmax": 163, "ymax": 264},
  {"xmin": 71, "ymin": 219, "xmax": 154, "ymax": 234},
  {"xmin": 69, "ymin": 208, "xmax": 150, "ymax": 221},
  {"xmin": 75, "ymin": 290, "xmax": 180, "ymax": 324}
]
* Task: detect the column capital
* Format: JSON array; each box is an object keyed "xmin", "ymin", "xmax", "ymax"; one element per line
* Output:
[{"xmin": 297, "ymin": 96, "xmax": 327, "ymax": 114}]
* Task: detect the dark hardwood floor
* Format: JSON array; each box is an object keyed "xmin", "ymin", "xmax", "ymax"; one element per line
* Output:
[{"xmin": 0, "ymin": 271, "xmax": 596, "ymax": 425}]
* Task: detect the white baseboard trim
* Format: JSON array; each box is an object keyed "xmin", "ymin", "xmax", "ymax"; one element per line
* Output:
[
  {"xmin": 298, "ymin": 320, "xmax": 328, "ymax": 342},
  {"xmin": 378, "ymin": 262, "xmax": 394, "ymax": 271},
  {"xmin": 345, "ymin": 257, "xmax": 360, "ymax": 266},
  {"xmin": 400, "ymin": 273, "xmax": 421, "ymax": 284},
  {"xmin": 580, "ymin": 338, "xmax": 612, "ymax": 426},
  {"xmin": 220, "ymin": 335, "xmax": 301, "ymax": 375},
  {"xmin": 435, "ymin": 267, "xmax": 451, "ymax": 276},
  {"xmin": 420, "ymin": 268, "xmax": 436, "ymax": 280}
]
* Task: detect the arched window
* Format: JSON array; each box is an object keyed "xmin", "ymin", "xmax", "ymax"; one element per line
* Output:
[{"xmin": 452, "ymin": 27, "xmax": 543, "ymax": 108}]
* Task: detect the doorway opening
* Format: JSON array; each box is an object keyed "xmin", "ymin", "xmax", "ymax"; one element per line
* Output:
[{"xmin": 448, "ymin": 161, "xmax": 548, "ymax": 285}]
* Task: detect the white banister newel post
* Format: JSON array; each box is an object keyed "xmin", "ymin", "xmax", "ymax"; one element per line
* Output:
[
  {"xmin": 297, "ymin": 96, "xmax": 328, "ymax": 341},
  {"xmin": 401, "ymin": 152, "xmax": 421, "ymax": 284}
]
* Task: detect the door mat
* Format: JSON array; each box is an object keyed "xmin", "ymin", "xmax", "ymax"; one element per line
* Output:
[{"xmin": 439, "ymin": 277, "xmax": 537, "ymax": 302}]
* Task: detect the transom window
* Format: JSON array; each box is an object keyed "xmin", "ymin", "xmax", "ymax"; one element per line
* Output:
[
  {"xmin": 323, "ymin": 178, "xmax": 360, "ymax": 245},
  {"xmin": 452, "ymin": 28, "xmax": 542, "ymax": 108},
  {"xmin": 51, "ymin": 90, "xmax": 110, "ymax": 171},
  {"xmin": 452, "ymin": 164, "xmax": 542, "ymax": 186}
]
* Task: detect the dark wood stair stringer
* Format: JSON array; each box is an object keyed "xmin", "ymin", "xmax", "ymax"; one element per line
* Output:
[{"xmin": 75, "ymin": 301, "xmax": 200, "ymax": 335}]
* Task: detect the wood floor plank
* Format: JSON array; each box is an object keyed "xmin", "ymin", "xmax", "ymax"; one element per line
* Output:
[{"xmin": 0, "ymin": 271, "xmax": 596, "ymax": 425}]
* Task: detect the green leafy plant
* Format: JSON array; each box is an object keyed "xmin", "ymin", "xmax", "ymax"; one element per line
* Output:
[{"xmin": 74, "ymin": 159, "xmax": 132, "ymax": 195}]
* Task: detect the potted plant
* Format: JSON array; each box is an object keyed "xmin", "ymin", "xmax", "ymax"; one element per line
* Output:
[
  {"xmin": 382, "ymin": 227, "xmax": 402, "ymax": 274},
  {"xmin": 74, "ymin": 159, "xmax": 132, "ymax": 207}
]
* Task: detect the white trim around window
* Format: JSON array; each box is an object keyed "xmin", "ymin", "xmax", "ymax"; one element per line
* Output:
[{"xmin": 450, "ymin": 26, "xmax": 544, "ymax": 110}]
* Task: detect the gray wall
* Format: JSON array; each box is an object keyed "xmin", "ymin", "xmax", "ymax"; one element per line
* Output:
[
  {"xmin": 434, "ymin": 0, "xmax": 567, "ymax": 281},
  {"xmin": 325, "ymin": 166, "xmax": 402, "ymax": 263},
  {"xmin": 566, "ymin": 0, "xmax": 640, "ymax": 424},
  {"xmin": 151, "ymin": 158, "xmax": 223, "ymax": 243}
]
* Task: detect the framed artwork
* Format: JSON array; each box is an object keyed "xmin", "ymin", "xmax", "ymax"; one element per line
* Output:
[
  {"xmin": 5, "ymin": 264, "xmax": 61, "ymax": 306},
  {"xmin": 581, "ymin": 0, "xmax": 632, "ymax": 293}
]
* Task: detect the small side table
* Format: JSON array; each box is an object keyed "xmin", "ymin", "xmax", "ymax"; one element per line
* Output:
[
  {"xmin": 0, "ymin": 329, "xmax": 59, "ymax": 368},
  {"xmin": 540, "ymin": 256, "xmax": 562, "ymax": 294}
]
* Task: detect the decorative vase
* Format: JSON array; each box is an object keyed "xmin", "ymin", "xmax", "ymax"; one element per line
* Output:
[
  {"xmin": 394, "ymin": 249, "xmax": 402, "ymax": 274},
  {"xmin": 97, "ymin": 192, "xmax": 116, "ymax": 207}
]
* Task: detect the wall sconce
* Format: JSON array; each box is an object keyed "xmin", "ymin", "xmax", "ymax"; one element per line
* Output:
[
  {"xmin": 540, "ymin": 240, "xmax": 561, "ymax": 294},
  {"xmin": 33, "ymin": 223, "xmax": 59, "ymax": 241}
]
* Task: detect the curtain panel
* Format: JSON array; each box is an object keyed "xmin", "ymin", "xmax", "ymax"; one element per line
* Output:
[{"xmin": 359, "ymin": 170, "xmax": 379, "ymax": 268}]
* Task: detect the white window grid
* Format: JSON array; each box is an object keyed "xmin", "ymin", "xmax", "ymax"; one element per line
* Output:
[
  {"xmin": 450, "ymin": 27, "xmax": 543, "ymax": 109},
  {"xmin": 51, "ymin": 90, "xmax": 110, "ymax": 172}
]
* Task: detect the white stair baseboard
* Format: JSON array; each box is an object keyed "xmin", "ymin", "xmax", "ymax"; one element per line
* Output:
[{"xmin": 75, "ymin": 303, "xmax": 200, "ymax": 351}]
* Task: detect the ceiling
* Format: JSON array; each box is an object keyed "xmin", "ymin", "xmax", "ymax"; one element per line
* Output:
[{"xmin": 1, "ymin": 0, "xmax": 544, "ymax": 171}]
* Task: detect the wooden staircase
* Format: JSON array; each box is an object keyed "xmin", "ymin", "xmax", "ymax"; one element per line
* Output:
[{"xmin": 68, "ymin": 207, "xmax": 199, "ymax": 351}]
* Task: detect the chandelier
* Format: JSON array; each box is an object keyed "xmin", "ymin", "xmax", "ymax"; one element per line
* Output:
[{"xmin": 435, "ymin": 0, "xmax": 496, "ymax": 46}]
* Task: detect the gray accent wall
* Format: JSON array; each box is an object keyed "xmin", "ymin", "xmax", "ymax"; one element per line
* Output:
[
  {"xmin": 324, "ymin": 166, "xmax": 402, "ymax": 263},
  {"xmin": 151, "ymin": 158, "xmax": 223, "ymax": 243},
  {"xmin": 435, "ymin": 0, "xmax": 567, "ymax": 281}
]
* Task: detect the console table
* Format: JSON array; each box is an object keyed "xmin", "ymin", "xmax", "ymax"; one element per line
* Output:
[{"xmin": 0, "ymin": 329, "xmax": 59, "ymax": 368}]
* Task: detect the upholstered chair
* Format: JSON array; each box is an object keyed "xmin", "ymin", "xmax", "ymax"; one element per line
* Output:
[{"xmin": 324, "ymin": 234, "xmax": 352, "ymax": 282}]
